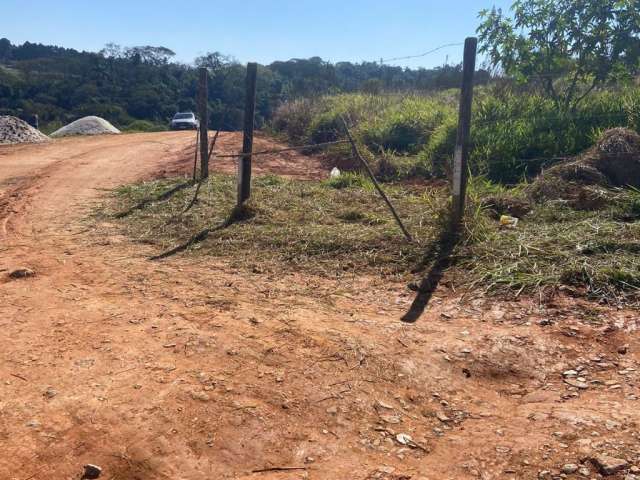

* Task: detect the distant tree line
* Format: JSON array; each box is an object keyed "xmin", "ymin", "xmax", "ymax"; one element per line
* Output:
[{"xmin": 0, "ymin": 38, "xmax": 492, "ymax": 131}]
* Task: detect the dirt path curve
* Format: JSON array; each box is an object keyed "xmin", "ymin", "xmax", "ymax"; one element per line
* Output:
[{"xmin": 1, "ymin": 133, "xmax": 639, "ymax": 480}]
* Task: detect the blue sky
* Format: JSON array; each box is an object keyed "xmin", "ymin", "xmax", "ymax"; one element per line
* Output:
[{"xmin": 2, "ymin": 0, "xmax": 512, "ymax": 67}]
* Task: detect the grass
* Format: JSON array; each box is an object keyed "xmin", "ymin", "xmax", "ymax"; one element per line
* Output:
[
  {"xmin": 101, "ymin": 174, "xmax": 445, "ymax": 277},
  {"xmin": 271, "ymin": 89, "xmax": 640, "ymax": 184},
  {"xmin": 99, "ymin": 174, "xmax": 640, "ymax": 306}
]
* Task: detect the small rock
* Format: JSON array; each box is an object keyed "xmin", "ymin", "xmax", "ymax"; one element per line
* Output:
[
  {"xmin": 565, "ymin": 378, "xmax": 589, "ymax": 389},
  {"xmin": 395, "ymin": 433, "xmax": 412, "ymax": 445},
  {"xmin": 578, "ymin": 467, "xmax": 590, "ymax": 476},
  {"xmin": 562, "ymin": 464, "xmax": 579, "ymax": 474},
  {"xmin": 82, "ymin": 464, "xmax": 102, "ymax": 479},
  {"xmin": 436, "ymin": 412, "xmax": 450, "ymax": 423},
  {"xmin": 26, "ymin": 419, "xmax": 41, "ymax": 428},
  {"xmin": 9, "ymin": 268, "xmax": 35, "ymax": 279},
  {"xmin": 190, "ymin": 391, "xmax": 210, "ymax": 402},
  {"xmin": 380, "ymin": 414, "xmax": 402, "ymax": 424},
  {"xmin": 618, "ymin": 345, "xmax": 629, "ymax": 355},
  {"xmin": 43, "ymin": 387, "xmax": 58, "ymax": 399},
  {"xmin": 326, "ymin": 406, "xmax": 338, "ymax": 414},
  {"xmin": 591, "ymin": 455, "xmax": 629, "ymax": 476}
]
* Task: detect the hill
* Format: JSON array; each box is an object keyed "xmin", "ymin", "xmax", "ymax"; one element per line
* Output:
[{"xmin": 0, "ymin": 38, "xmax": 491, "ymax": 133}]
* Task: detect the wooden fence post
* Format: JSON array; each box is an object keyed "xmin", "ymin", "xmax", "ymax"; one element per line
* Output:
[
  {"xmin": 451, "ymin": 37, "xmax": 477, "ymax": 231},
  {"xmin": 238, "ymin": 62, "xmax": 258, "ymax": 205},
  {"xmin": 198, "ymin": 67, "xmax": 210, "ymax": 179}
]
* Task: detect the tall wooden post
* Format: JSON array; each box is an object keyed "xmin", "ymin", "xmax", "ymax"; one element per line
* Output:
[
  {"xmin": 238, "ymin": 62, "xmax": 258, "ymax": 205},
  {"xmin": 451, "ymin": 37, "xmax": 477, "ymax": 231},
  {"xmin": 198, "ymin": 67, "xmax": 209, "ymax": 179}
]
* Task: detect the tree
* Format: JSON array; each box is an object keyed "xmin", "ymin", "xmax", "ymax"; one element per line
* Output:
[
  {"xmin": 478, "ymin": 0, "xmax": 640, "ymax": 109},
  {"xmin": 0, "ymin": 38, "xmax": 12, "ymax": 62}
]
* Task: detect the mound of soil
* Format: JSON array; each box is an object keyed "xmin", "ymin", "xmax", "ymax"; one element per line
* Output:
[
  {"xmin": 50, "ymin": 116, "xmax": 121, "ymax": 138},
  {"xmin": 0, "ymin": 116, "xmax": 50, "ymax": 145},
  {"xmin": 528, "ymin": 128, "xmax": 640, "ymax": 209}
]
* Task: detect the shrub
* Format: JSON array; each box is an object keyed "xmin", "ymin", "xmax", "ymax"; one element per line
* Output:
[
  {"xmin": 271, "ymin": 88, "xmax": 640, "ymax": 184},
  {"xmin": 123, "ymin": 120, "xmax": 167, "ymax": 132}
]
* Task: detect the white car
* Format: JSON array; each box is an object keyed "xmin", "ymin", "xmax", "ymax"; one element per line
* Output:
[{"xmin": 170, "ymin": 112, "xmax": 199, "ymax": 131}]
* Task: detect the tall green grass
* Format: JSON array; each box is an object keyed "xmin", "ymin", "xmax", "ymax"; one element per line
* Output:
[{"xmin": 271, "ymin": 88, "xmax": 640, "ymax": 184}]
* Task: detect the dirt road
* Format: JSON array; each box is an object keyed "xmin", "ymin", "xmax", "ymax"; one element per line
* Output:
[{"xmin": 1, "ymin": 132, "xmax": 639, "ymax": 480}]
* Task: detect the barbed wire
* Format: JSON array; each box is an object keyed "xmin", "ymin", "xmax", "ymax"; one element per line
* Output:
[
  {"xmin": 214, "ymin": 140, "xmax": 349, "ymax": 159},
  {"xmin": 380, "ymin": 43, "xmax": 464, "ymax": 64}
]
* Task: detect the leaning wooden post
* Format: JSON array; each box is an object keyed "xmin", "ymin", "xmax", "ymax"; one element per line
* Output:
[
  {"xmin": 238, "ymin": 62, "xmax": 258, "ymax": 205},
  {"xmin": 341, "ymin": 118, "xmax": 412, "ymax": 242},
  {"xmin": 451, "ymin": 37, "xmax": 477, "ymax": 232},
  {"xmin": 198, "ymin": 67, "xmax": 210, "ymax": 179}
]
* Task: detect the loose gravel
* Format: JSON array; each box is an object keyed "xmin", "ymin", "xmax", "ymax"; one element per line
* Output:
[
  {"xmin": 0, "ymin": 116, "xmax": 50, "ymax": 145},
  {"xmin": 50, "ymin": 116, "xmax": 121, "ymax": 138}
]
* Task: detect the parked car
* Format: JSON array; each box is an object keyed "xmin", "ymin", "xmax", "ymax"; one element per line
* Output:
[{"xmin": 170, "ymin": 112, "xmax": 199, "ymax": 131}]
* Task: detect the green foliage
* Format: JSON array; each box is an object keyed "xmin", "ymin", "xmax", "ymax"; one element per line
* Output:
[
  {"xmin": 324, "ymin": 172, "xmax": 372, "ymax": 190},
  {"xmin": 0, "ymin": 38, "xmax": 492, "ymax": 132},
  {"xmin": 123, "ymin": 120, "xmax": 167, "ymax": 133},
  {"xmin": 478, "ymin": 0, "xmax": 640, "ymax": 109},
  {"xmin": 273, "ymin": 88, "xmax": 640, "ymax": 184}
]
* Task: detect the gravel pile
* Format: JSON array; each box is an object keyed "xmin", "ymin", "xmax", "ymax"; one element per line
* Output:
[
  {"xmin": 51, "ymin": 116, "xmax": 121, "ymax": 138},
  {"xmin": 0, "ymin": 116, "xmax": 50, "ymax": 145}
]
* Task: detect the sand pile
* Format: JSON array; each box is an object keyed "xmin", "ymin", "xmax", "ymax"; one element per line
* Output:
[
  {"xmin": 0, "ymin": 116, "xmax": 50, "ymax": 145},
  {"xmin": 51, "ymin": 116, "xmax": 121, "ymax": 138},
  {"xmin": 528, "ymin": 128, "xmax": 640, "ymax": 209}
]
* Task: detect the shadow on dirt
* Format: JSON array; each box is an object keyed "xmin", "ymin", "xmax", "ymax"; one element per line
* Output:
[
  {"xmin": 402, "ymin": 230, "xmax": 458, "ymax": 323},
  {"xmin": 150, "ymin": 203, "xmax": 257, "ymax": 261}
]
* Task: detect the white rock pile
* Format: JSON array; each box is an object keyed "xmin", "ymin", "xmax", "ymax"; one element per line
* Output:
[
  {"xmin": 0, "ymin": 116, "xmax": 50, "ymax": 145},
  {"xmin": 51, "ymin": 116, "xmax": 121, "ymax": 138}
]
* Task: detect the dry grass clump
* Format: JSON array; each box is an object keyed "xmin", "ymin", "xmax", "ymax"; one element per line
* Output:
[{"xmin": 528, "ymin": 128, "xmax": 640, "ymax": 208}]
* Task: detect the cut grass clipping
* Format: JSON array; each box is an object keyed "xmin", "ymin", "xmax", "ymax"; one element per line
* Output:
[
  {"xmin": 103, "ymin": 174, "xmax": 444, "ymax": 277},
  {"xmin": 100, "ymin": 174, "xmax": 640, "ymax": 306}
]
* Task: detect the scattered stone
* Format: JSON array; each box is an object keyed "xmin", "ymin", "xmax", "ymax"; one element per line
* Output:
[
  {"xmin": 376, "ymin": 400, "xmax": 394, "ymax": 410},
  {"xmin": 565, "ymin": 378, "xmax": 589, "ymax": 390},
  {"xmin": 26, "ymin": 419, "xmax": 41, "ymax": 428},
  {"xmin": 43, "ymin": 387, "xmax": 58, "ymax": 399},
  {"xmin": 9, "ymin": 268, "xmax": 36, "ymax": 279},
  {"xmin": 190, "ymin": 391, "xmax": 210, "ymax": 402},
  {"xmin": 0, "ymin": 116, "xmax": 49, "ymax": 145},
  {"xmin": 51, "ymin": 116, "xmax": 120, "ymax": 138},
  {"xmin": 591, "ymin": 455, "xmax": 629, "ymax": 476},
  {"xmin": 395, "ymin": 433, "xmax": 412, "ymax": 445},
  {"xmin": 618, "ymin": 345, "xmax": 629, "ymax": 355},
  {"xmin": 562, "ymin": 464, "xmax": 579, "ymax": 474},
  {"xmin": 436, "ymin": 412, "xmax": 450, "ymax": 423},
  {"xmin": 380, "ymin": 414, "xmax": 402, "ymax": 425},
  {"xmin": 82, "ymin": 464, "xmax": 102, "ymax": 479},
  {"xmin": 578, "ymin": 467, "xmax": 591, "ymax": 476}
]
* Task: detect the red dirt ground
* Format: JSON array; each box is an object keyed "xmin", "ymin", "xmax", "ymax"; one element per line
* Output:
[{"xmin": 1, "ymin": 132, "xmax": 639, "ymax": 480}]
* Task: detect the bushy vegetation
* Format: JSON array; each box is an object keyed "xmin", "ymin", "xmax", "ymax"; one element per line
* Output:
[{"xmin": 271, "ymin": 88, "xmax": 640, "ymax": 183}]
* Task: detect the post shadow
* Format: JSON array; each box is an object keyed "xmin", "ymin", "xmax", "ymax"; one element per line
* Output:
[{"xmin": 401, "ymin": 229, "xmax": 458, "ymax": 323}]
